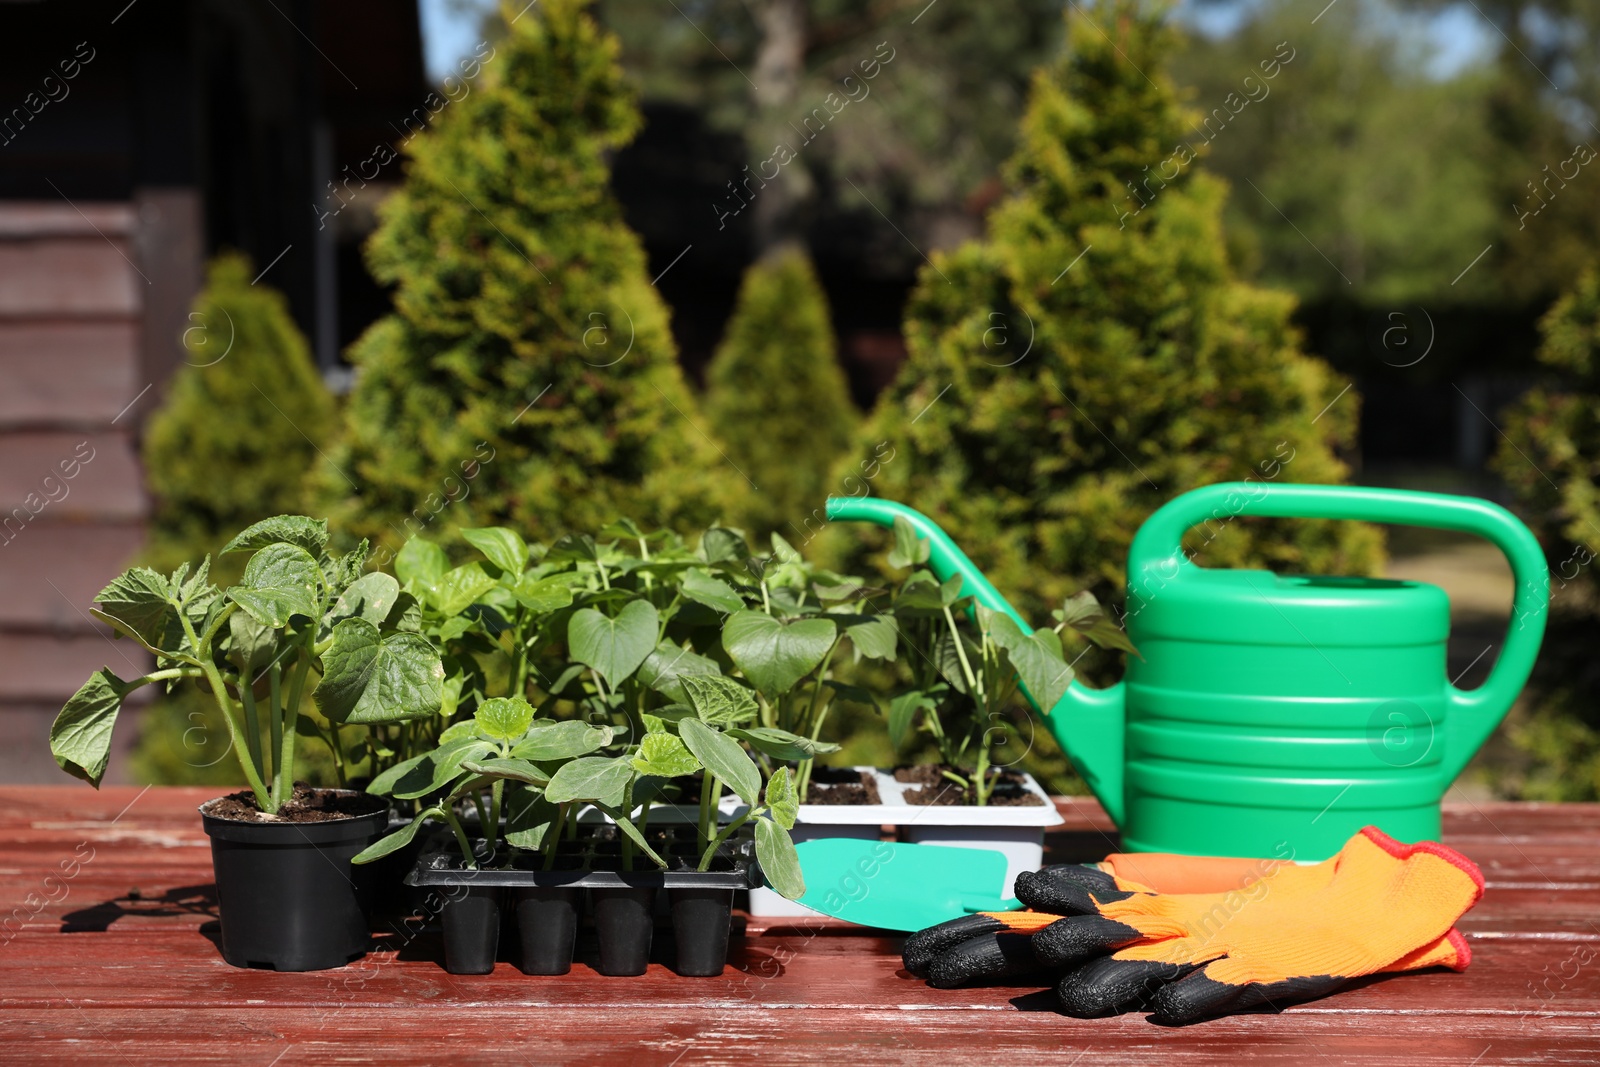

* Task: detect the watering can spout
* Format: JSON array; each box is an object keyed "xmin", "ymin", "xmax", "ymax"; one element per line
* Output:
[{"xmin": 823, "ymin": 497, "xmax": 1128, "ymax": 824}]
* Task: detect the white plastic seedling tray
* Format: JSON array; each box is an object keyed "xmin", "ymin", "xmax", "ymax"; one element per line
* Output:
[{"xmin": 739, "ymin": 766, "xmax": 1063, "ymax": 918}]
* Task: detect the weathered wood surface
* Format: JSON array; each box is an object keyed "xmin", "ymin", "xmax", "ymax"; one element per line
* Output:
[{"xmin": 1, "ymin": 788, "xmax": 1596, "ymax": 1065}]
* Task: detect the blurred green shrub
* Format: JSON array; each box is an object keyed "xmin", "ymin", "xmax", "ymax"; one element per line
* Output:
[
  {"xmin": 1492, "ymin": 265, "xmax": 1600, "ymax": 798},
  {"xmin": 142, "ymin": 253, "xmax": 334, "ymax": 579},
  {"xmin": 326, "ymin": 0, "xmax": 727, "ymax": 559},
  {"xmin": 705, "ymin": 248, "xmax": 856, "ymax": 540},
  {"xmin": 822, "ymin": 0, "xmax": 1382, "ymax": 636},
  {"xmin": 134, "ymin": 254, "xmax": 336, "ymax": 787}
]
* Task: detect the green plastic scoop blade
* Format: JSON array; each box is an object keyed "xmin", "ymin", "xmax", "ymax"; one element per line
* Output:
[{"xmin": 794, "ymin": 839, "xmax": 1022, "ymax": 931}]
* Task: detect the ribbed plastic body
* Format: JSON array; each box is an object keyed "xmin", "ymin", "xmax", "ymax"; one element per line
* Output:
[{"xmin": 1121, "ymin": 569, "xmax": 1452, "ymax": 859}]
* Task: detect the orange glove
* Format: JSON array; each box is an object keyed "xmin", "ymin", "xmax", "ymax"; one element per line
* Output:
[{"xmin": 904, "ymin": 827, "xmax": 1481, "ymax": 1023}]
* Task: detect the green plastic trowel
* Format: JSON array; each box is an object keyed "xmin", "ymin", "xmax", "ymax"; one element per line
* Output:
[{"xmin": 792, "ymin": 839, "xmax": 1022, "ymax": 932}]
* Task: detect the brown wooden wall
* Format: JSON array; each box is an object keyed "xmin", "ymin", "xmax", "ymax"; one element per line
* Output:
[{"xmin": 0, "ymin": 202, "xmax": 153, "ymax": 782}]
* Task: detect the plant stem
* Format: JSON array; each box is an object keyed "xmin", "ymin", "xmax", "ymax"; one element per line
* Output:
[
  {"xmin": 177, "ymin": 610, "xmax": 271, "ymax": 810},
  {"xmin": 240, "ymin": 678, "xmax": 263, "ymax": 775},
  {"xmin": 543, "ymin": 802, "xmax": 569, "ymax": 871},
  {"xmin": 619, "ymin": 778, "xmax": 636, "ymax": 869},
  {"xmin": 442, "ymin": 807, "xmax": 476, "ymax": 869},
  {"xmin": 275, "ymin": 637, "xmax": 314, "ymax": 808},
  {"xmin": 697, "ymin": 770, "xmax": 714, "ymax": 853},
  {"xmin": 267, "ymin": 661, "xmax": 283, "ymax": 783},
  {"xmin": 698, "ymin": 809, "xmax": 753, "ymax": 872},
  {"xmin": 943, "ymin": 606, "xmax": 980, "ymax": 694},
  {"xmin": 487, "ymin": 779, "xmax": 504, "ymax": 859},
  {"xmin": 509, "ymin": 608, "xmax": 528, "ymax": 699},
  {"xmin": 470, "ymin": 789, "xmax": 490, "ymax": 835}
]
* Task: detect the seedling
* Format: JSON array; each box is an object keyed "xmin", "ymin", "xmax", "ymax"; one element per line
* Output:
[{"xmin": 49, "ymin": 516, "xmax": 444, "ymax": 815}]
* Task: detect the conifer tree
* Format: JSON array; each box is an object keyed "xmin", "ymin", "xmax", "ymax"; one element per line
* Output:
[
  {"xmin": 143, "ymin": 253, "xmax": 334, "ymax": 576},
  {"xmin": 705, "ymin": 248, "xmax": 856, "ymax": 539},
  {"xmin": 329, "ymin": 0, "xmax": 726, "ymax": 551},
  {"xmin": 824, "ymin": 1, "xmax": 1381, "ymax": 622},
  {"xmin": 1491, "ymin": 265, "xmax": 1600, "ymax": 799}
]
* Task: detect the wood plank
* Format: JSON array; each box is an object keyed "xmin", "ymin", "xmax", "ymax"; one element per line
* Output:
[
  {"xmin": 0, "ymin": 522, "xmax": 143, "ymax": 630},
  {"xmin": 0, "ymin": 431, "xmax": 147, "ymax": 524},
  {"xmin": 0, "ymin": 634, "xmax": 150, "ymax": 702},
  {"xmin": 0, "ymin": 235, "xmax": 141, "ymax": 317},
  {"xmin": 0, "ymin": 202, "xmax": 136, "ymax": 239},
  {"xmin": 0, "ymin": 322, "xmax": 140, "ymax": 427}
]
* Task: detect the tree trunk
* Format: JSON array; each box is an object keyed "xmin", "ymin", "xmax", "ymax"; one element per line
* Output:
[{"xmin": 750, "ymin": 0, "xmax": 806, "ymax": 255}]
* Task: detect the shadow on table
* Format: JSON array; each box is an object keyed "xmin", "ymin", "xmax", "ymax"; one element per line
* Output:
[{"xmin": 59, "ymin": 884, "xmax": 219, "ymax": 933}]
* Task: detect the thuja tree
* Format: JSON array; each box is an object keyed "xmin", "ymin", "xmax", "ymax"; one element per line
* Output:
[
  {"xmin": 143, "ymin": 254, "xmax": 334, "ymax": 578},
  {"xmin": 824, "ymin": 0, "xmax": 1380, "ymax": 624},
  {"xmin": 1492, "ymin": 265, "xmax": 1600, "ymax": 799},
  {"xmin": 705, "ymin": 248, "xmax": 857, "ymax": 540},
  {"xmin": 328, "ymin": 0, "xmax": 726, "ymax": 552}
]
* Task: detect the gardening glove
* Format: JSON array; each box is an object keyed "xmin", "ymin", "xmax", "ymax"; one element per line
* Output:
[{"xmin": 903, "ymin": 826, "xmax": 1482, "ymax": 1024}]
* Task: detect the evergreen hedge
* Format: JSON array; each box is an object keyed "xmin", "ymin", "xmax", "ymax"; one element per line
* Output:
[
  {"xmin": 821, "ymin": 1, "xmax": 1382, "ymax": 625},
  {"xmin": 705, "ymin": 248, "xmax": 857, "ymax": 539},
  {"xmin": 327, "ymin": 0, "xmax": 727, "ymax": 556}
]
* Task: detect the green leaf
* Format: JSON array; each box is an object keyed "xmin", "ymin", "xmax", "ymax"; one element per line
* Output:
[
  {"xmin": 321, "ymin": 542, "xmax": 370, "ymax": 594},
  {"xmin": 509, "ymin": 720, "xmax": 612, "ymax": 760},
  {"xmin": 226, "ymin": 542, "xmax": 322, "ymax": 627},
  {"xmin": 511, "ymin": 573, "xmax": 576, "ymax": 614},
  {"xmin": 367, "ymin": 750, "xmax": 435, "ymax": 797},
  {"xmin": 698, "ymin": 527, "xmax": 750, "ymax": 564},
  {"xmin": 93, "ymin": 568, "xmax": 176, "ymax": 649},
  {"xmin": 1056, "ymin": 591, "xmax": 1142, "ymax": 658},
  {"xmin": 352, "ymin": 808, "xmax": 442, "ymax": 864},
  {"xmin": 425, "ymin": 562, "xmax": 497, "ymax": 616},
  {"xmin": 680, "ymin": 570, "xmax": 745, "ymax": 615},
  {"xmin": 728, "ymin": 726, "xmax": 839, "ymax": 761},
  {"xmin": 765, "ymin": 766, "xmax": 799, "ymax": 829},
  {"xmin": 439, "ymin": 718, "xmax": 478, "ymax": 745},
  {"xmin": 989, "ymin": 614, "xmax": 1074, "ymax": 711},
  {"xmin": 845, "ymin": 614, "xmax": 898, "ymax": 662},
  {"xmin": 602, "ymin": 808, "xmax": 669, "ymax": 868},
  {"xmin": 636, "ymin": 641, "xmax": 721, "ymax": 703},
  {"xmin": 221, "ymin": 515, "xmax": 328, "ymax": 556},
  {"xmin": 227, "ymin": 609, "xmax": 279, "ymax": 672},
  {"xmin": 321, "ymin": 572, "xmax": 401, "ymax": 638},
  {"xmin": 678, "ymin": 717, "xmax": 760, "ymax": 806},
  {"xmin": 462, "ymin": 526, "xmax": 529, "ymax": 576},
  {"xmin": 50, "ymin": 669, "xmax": 131, "ymax": 787},
  {"xmin": 394, "ymin": 739, "xmax": 495, "ymax": 800},
  {"xmin": 473, "ymin": 696, "xmax": 535, "ymax": 741},
  {"xmin": 505, "ymin": 786, "xmax": 558, "ymax": 849},
  {"xmin": 721, "ymin": 611, "xmax": 837, "ymax": 696},
  {"xmin": 886, "ymin": 690, "xmax": 937, "ymax": 752},
  {"xmin": 932, "ymin": 627, "xmax": 975, "ymax": 694},
  {"xmin": 315, "ymin": 618, "xmax": 445, "ymax": 724},
  {"xmin": 460, "ymin": 757, "xmax": 549, "ymax": 785},
  {"xmin": 546, "ymin": 533, "xmax": 600, "ymax": 562},
  {"xmin": 680, "ymin": 673, "xmax": 759, "ymax": 726},
  {"xmin": 395, "ymin": 538, "xmax": 448, "ymax": 586},
  {"xmin": 545, "ymin": 755, "xmax": 632, "ymax": 807},
  {"xmin": 755, "ymin": 818, "xmax": 805, "ymax": 900},
  {"xmin": 630, "ymin": 731, "xmax": 701, "ymax": 778},
  {"xmin": 886, "ymin": 515, "xmax": 931, "ymax": 569},
  {"xmin": 568, "ymin": 599, "xmax": 659, "ymax": 687}
]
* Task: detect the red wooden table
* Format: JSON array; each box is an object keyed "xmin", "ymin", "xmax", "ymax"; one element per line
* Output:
[{"xmin": 1, "ymin": 787, "xmax": 1596, "ymax": 1065}]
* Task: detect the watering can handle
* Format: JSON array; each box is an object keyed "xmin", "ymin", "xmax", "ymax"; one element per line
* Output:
[{"xmin": 1128, "ymin": 482, "xmax": 1550, "ymax": 784}]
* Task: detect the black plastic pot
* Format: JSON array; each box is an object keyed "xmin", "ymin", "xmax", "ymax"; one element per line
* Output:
[
  {"xmin": 515, "ymin": 886, "xmax": 581, "ymax": 975},
  {"xmin": 441, "ymin": 886, "xmax": 502, "ymax": 974},
  {"xmin": 591, "ymin": 886, "xmax": 657, "ymax": 976},
  {"xmin": 669, "ymin": 887, "xmax": 735, "ymax": 977},
  {"xmin": 200, "ymin": 792, "xmax": 387, "ymax": 972}
]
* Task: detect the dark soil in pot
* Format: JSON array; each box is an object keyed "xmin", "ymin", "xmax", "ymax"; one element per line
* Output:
[
  {"xmin": 200, "ymin": 785, "xmax": 387, "ymax": 972},
  {"xmin": 804, "ymin": 766, "xmax": 882, "ymax": 805},
  {"xmin": 591, "ymin": 885, "xmax": 657, "ymax": 976},
  {"xmin": 441, "ymin": 885, "xmax": 503, "ymax": 974},
  {"xmin": 515, "ymin": 886, "xmax": 581, "ymax": 975},
  {"xmin": 894, "ymin": 765, "xmax": 1046, "ymax": 806}
]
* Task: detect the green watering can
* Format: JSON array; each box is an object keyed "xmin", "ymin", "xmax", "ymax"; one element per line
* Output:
[{"xmin": 827, "ymin": 483, "xmax": 1549, "ymax": 861}]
